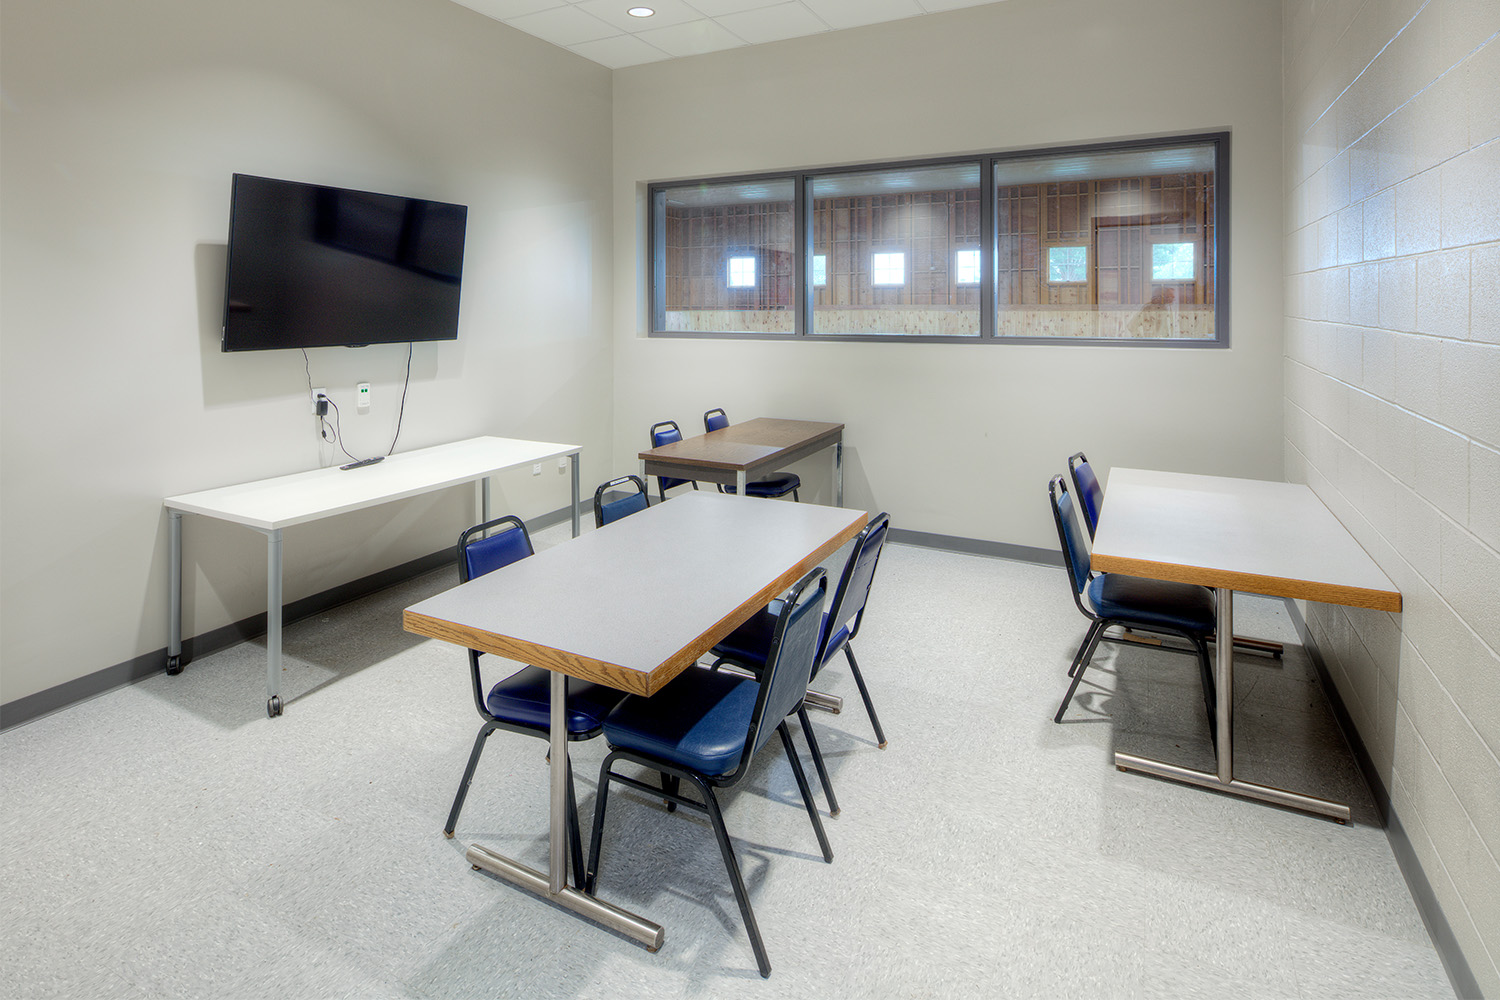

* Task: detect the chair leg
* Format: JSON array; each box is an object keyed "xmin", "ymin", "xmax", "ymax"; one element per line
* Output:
[
  {"xmin": 1054, "ymin": 621, "xmax": 1107, "ymax": 724},
  {"xmin": 778, "ymin": 721, "xmax": 833, "ymax": 863},
  {"xmin": 584, "ymin": 754, "xmax": 617, "ymax": 896},
  {"xmin": 1192, "ymin": 636, "xmax": 1219, "ymax": 748},
  {"xmin": 795, "ymin": 707, "xmax": 839, "ymax": 816},
  {"xmin": 843, "ymin": 645, "xmax": 887, "ymax": 749},
  {"xmin": 700, "ymin": 779, "xmax": 771, "ymax": 979},
  {"xmin": 444, "ymin": 721, "xmax": 500, "ymax": 837},
  {"xmin": 661, "ymin": 771, "xmax": 680, "ymax": 812},
  {"xmin": 791, "ymin": 489, "xmax": 799, "ymax": 502},
  {"xmin": 565, "ymin": 755, "xmax": 585, "ymax": 889}
]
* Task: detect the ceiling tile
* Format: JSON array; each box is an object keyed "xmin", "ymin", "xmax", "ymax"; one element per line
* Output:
[
  {"xmin": 918, "ymin": 0, "xmax": 1005, "ymax": 11},
  {"xmin": 636, "ymin": 17, "xmax": 746, "ymax": 56},
  {"xmin": 800, "ymin": 0, "xmax": 923, "ymax": 30},
  {"xmin": 577, "ymin": 0, "xmax": 701, "ymax": 33},
  {"xmin": 450, "ymin": 0, "xmax": 565, "ymax": 18},
  {"xmin": 506, "ymin": 4, "xmax": 620, "ymax": 45},
  {"xmin": 717, "ymin": 2, "xmax": 829, "ymax": 45},
  {"xmin": 568, "ymin": 33, "xmax": 674, "ymax": 67},
  {"xmin": 682, "ymin": 0, "xmax": 784, "ymax": 15}
]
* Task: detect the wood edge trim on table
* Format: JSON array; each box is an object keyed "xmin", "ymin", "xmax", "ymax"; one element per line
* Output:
[
  {"xmin": 402, "ymin": 509, "xmax": 867, "ymax": 696},
  {"xmin": 1090, "ymin": 553, "xmax": 1402, "ymax": 613}
]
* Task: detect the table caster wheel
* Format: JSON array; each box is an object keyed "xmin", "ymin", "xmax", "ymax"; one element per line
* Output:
[
  {"xmin": 165, "ymin": 654, "xmax": 183, "ymax": 676},
  {"xmin": 267, "ymin": 695, "xmax": 283, "ymax": 718}
]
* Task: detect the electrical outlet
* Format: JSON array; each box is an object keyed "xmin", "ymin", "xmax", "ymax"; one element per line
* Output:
[
  {"xmin": 356, "ymin": 382, "xmax": 372, "ymax": 411},
  {"xmin": 557, "ymin": 457, "xmax": 569, "ymax": 471},
  {"xmin": 531, "ymin": 463, "xmax": 542, "ymax": 476},
  {"xmin": 311, "ymin": 387, "xmax": 327, "ymax": 414}
]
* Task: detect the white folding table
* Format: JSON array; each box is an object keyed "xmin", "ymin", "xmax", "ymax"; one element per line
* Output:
[{"xmin": 163, "ymin": 436, "xmax": 581, "ymax": 717}]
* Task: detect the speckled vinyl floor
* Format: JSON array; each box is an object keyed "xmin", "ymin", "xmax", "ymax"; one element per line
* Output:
[{"xmin": 0, "ymin": 521, "xmax": 1455, "ymax": 999}]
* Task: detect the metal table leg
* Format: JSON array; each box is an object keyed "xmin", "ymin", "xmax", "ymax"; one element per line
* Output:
[
  {"xmin": 834, "ymin": 441, "xmax": 844, "ymax": 508},
  {"xmin": 1113, "ymin": 587, "xmax": 1350, "ymax": 822},
  {"xmin": 265, "ymin": 528, "xmax": 284, "ymax": 718},
  {"xmin": 466, "ymin": 670, "xmax": 664, "ymax": 949},
  {"xmin": 570, "ymin": 453, "xmax": 581, "ymax": 538},
  {"xmin": 166, "ymin": 510, "xmax": 184, "ymax": 675},
  {"xmin": 736, "ymin": 469, "xmax": 747, "ymax": 496}
]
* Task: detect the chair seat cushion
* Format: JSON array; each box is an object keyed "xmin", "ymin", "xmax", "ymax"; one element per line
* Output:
[
  {"xmin": 723, "ymin": 473, "xmax": 800, "ymax": 498},
  {"xmin": 486, "ymin": 666, "xmax": 625, "ymax": 734},
  {"xmin": 602, "ymin": 667, "xmax": 758, "ymax": 777},
  {"xmin": 711, "ymin": 609, "xmax": 844, "ymax": 674},
  {"xmin": 1087, "ymin": 573, "xmax": 1215, "ymax": 634}
]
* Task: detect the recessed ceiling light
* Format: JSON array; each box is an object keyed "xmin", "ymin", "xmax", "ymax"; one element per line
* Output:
[{"xmin": 627, "ymin": 6, "xmax": 654, "ymax": 16}]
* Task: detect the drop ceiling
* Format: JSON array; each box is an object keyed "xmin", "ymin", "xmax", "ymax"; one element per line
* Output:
[{"xmin": 451, "ymin": 1, "xmax": 1007, "ymax": 69}]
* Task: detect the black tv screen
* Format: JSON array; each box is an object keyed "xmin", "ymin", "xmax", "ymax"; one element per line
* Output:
[{"xmin": 222, "ymin": 174, "xmax": 467, "ymax": 351}]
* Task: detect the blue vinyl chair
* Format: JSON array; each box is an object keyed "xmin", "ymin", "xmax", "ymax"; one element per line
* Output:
[
  {"xmin": 1049, "ymin": 477, "xmax": 1218, "ymax": 745},
  {"xmin": 1067, "ymin": 452, "xmax": 1104, "ymax": 540},
  {"xmin": 703, "ymin": 408, "xmax": 800, "ymax": 501},
  {"xmin": 710, "ymin": 513, "xmax": 893, "ymax": 817},
  {"xmin": 648, "ymin": 420, "xmax": 699, "ymax": 503},
  {"xmin": 593, "ymin": 475, "xmax": 650, "ymax": 527},
  {"xmin": 444, "ymin": 516, "xmax": 626, "ymax": 887},
  {"xmin": 585, "ymin": 568, "xmax": 833, "ymax": 980}
]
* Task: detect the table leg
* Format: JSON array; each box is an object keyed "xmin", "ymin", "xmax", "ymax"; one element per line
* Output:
[
  {"xmin": 481, "ymin": 477, "xmax": 492, "ymax": 523},
  {"xmin": 570, "ymin": 453, "xmax": 581, "ymax": 538},
  {"xmin": 466, "ymin": 670, "xmax": 664, "ymax": 950},
  {"xmin": 1112, "ymin": 587, "xmax": 1350, "ymax": 822},
  {"xmin": 266, "ymin": 528, "xmax": 284, "ymax": 718},
  {"xmin": 166, "ymin": 511, "xmax": 184, "ymax": 675},
  {"xmin": 834, "ymin": 441, "xmax": 844, "ymax": 508},
  {"xmin": 736, "ymin": 470, "xmax": 747, "ymax": 496}
]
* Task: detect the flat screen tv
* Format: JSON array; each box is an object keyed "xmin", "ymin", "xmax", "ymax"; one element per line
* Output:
[{"xmin": 222, "ymin": 173, "xmax": 467, "ymax": 352}]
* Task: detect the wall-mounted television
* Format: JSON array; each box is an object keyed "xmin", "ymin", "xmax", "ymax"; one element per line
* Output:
[{"xmin": 222, "ymin": 174, "xmax": 467, "ymax": 352}]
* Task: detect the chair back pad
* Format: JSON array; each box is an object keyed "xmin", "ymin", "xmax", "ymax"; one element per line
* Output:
[
  {"xmin": 746, "ymin": 569, "xmax": 828, "ymax": 760},
  {"xmin": 1049, "ymin": 477, "xmax": 1091, "ymax": 600},
  {"xmin": 649, "ymin": 421, "xmax": 692, "ymax": 492},
  {"xmin": 704, "ymin": 408, "xmax": 729, "ymax": 432},
  {"xmin": 458, "ymin": 516, "xmax": 533, "ymax": 584},
  {"xmin": 1068, "ymin": 452, "xmax": 1103, "ymax": 537},
  {"xmin": 594, "ymin": 475, "xmax": 649, "ymax": 527},
  {"xmin": 822, "ymin": 512, "xmax": 890, "ymax": 659}
]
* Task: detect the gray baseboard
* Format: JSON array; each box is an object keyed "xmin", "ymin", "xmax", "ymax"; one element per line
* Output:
[
  {"xmin": 0, "ymin": 504, "xmax": 583, "ymax": 732},
  {"xmin": 887, "ymin": 527, "xmax": 1060, "ymax": 566},
  {"xmin": 1285, "ymin": 600, "xmax": 1481, "ymax": 1000}
]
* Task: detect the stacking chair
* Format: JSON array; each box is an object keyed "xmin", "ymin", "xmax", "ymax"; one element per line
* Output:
[
  {"xmin": 1048, "ymin": 477, "xmax": 1218, "ymax": 745},
  {"xmin": 1067, "ymin": 452, "xmax": 1104, "ymax": 540},
  {"xmin": 593, "ymin": 475, "xmax": 649, "ymax": 527},
  {"xmin": 710, "ymin": 512, "xmax": 893, "ymax": 816},
  {"xmin": 444, "ymin": 516, "xmax": 626, "ymax": 886},
  {"xmin": 648, "ymin": 420, "xmax": 700, "ymax": 502},
  {"xmin": 585, "ymin": 568, "xmax": 833, "ymax": 979},
  {"xmin": 703, "ymin": 408, "xmax": 800, "ymax": 501}
]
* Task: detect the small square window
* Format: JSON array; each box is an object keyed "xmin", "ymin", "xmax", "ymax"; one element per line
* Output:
[
  {"xmin": 1047, "ymin": 245, "xmax": 1088, "ymax": 283},
  {"xmin": 1152, "ymin": 242, "xmax": 1196, "ymax": 282},
  {"xmin": 871, "ymin": 252, "xmax": 905, "ymax": 286},
  {"xmin": 955, "ymin": 249, "xmax": 980, "ymax": 285},
  {"xmin": 727, "ymin": 255, "xmax": 756, "ymax": 288},
  {"xmin": 812, "ymin": 254, "xmax": 827, "ymax": 287}
]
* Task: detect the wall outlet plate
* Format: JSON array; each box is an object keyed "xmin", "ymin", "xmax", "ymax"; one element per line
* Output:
[
  {"xmin": 532, "ymin": 464, "xmax": 542, "ymax": 476},
  {"xmin": 356, "ymin": 382, "xmax": 372, "ymax": 410}
]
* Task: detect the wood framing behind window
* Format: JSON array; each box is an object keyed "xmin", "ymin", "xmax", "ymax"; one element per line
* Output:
[{"xmin": 647, "ymin": 133, "xmax": 1227, "ymax": 345}]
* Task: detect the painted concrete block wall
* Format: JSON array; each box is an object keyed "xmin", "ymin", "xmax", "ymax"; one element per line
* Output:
[
  {"xmin": 1282, "ymin": 0, "xmax": 1500, "ymax": 990},
  {"xmin": 0, "ymin": 0, "xmax": 615, "ymax": 705},
  {"xmin": 609, "ymin": 0, "xmax": 1286, "ymax": 552}
]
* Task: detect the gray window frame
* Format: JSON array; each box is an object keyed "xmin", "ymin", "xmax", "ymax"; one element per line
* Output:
[{"xmin": 647, "ymin": 131, "xmax": 1230, "ymax": 347}]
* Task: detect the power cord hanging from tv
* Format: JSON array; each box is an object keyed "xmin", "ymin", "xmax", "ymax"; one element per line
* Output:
[{"xmin": 302, "ymin": 345, "xmax": 414, "ymax": 467}]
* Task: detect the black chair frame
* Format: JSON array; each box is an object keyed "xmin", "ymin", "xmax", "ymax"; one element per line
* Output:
[
  {"xmin": 585, "ymin": 570, "xmax": 833, "ymax": 979},
  {"xmin": 592, "ymin": 474, "xmax": 650, "ymax": 528},
  {"xmin": 1048, "ymin": 478, "xmax": 1218, "ymax": 745},
  {"xmin": 446, "ymin": 516, "xmax": 595, "ymax": 887}
]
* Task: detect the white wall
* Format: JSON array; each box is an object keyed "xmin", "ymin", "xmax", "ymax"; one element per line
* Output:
[
  {"xmin": 1283, "ymin": 0, "xmax": 1500, "ymax": 991},
  {"xmin": 0, "ymin": 0, "xmax": 615, "ymax": 704},
  {"xmin": 609, "ymin": 0, "xmax": 1285, "ymax": 549}
]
